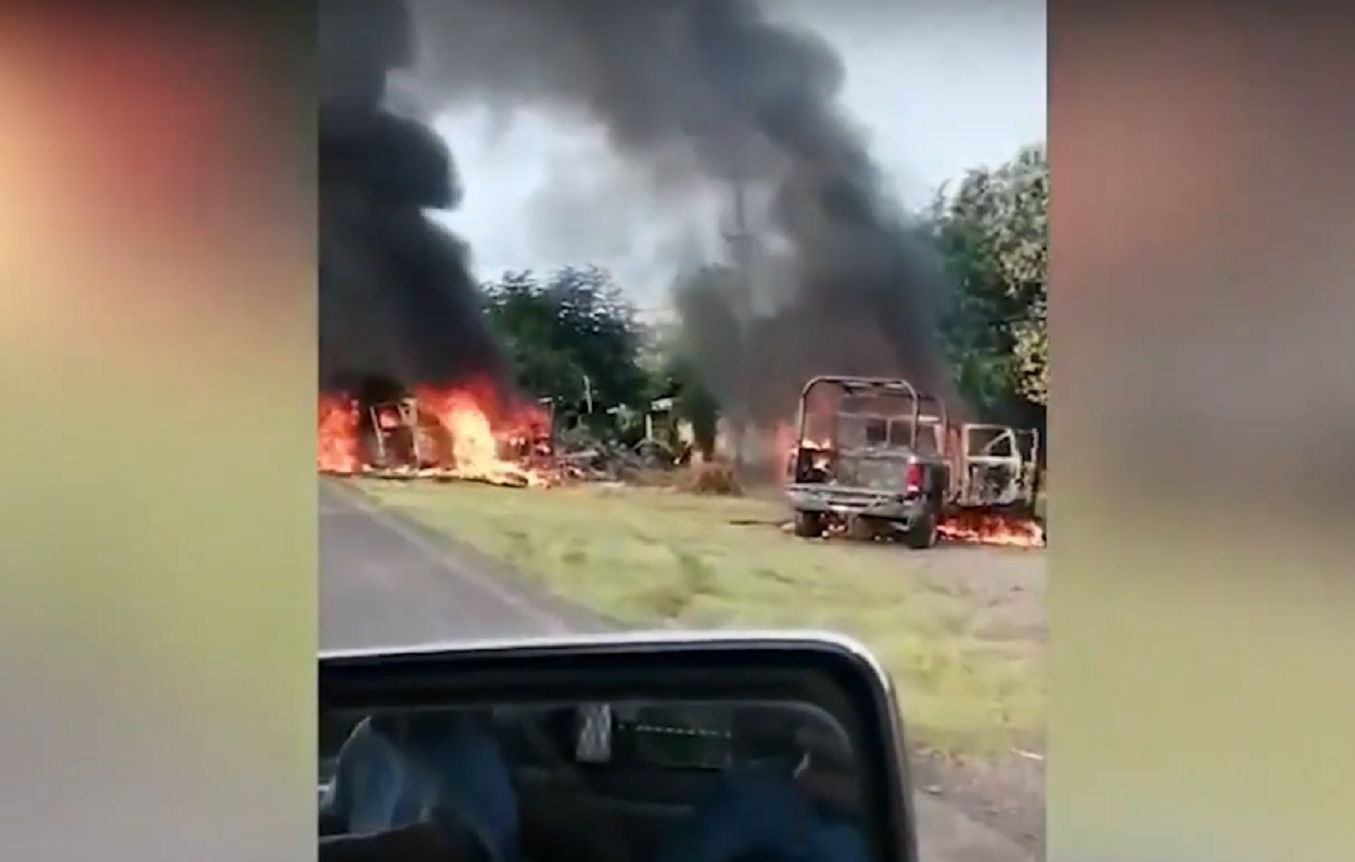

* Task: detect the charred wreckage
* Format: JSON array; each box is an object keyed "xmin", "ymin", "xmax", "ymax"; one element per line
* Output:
[{"xmin": 785, "ymin": 376, "xmax": 1043, "ymax": 548}]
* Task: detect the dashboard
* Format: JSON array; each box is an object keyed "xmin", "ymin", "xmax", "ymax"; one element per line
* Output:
[{"xmin": 319, "ymin": 699, "xmax": 852, "ymax": 792}]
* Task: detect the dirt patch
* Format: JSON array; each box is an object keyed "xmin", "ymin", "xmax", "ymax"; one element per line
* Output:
[
  {"xmin": 912, "ymin": 747, "xmax": 1045, "ymax": 859},
  {"xmin": 902, "ymin": 545, "xmax": 1045, "ymax": 855},
  {"xmin": 911, "ymin": 545, "xmax": 1047, "ymax": 643}
]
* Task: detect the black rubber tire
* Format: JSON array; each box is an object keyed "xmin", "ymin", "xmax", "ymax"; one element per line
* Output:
[
  {"xmin": 793, "ymin": 511, "xmax": 826, "ymax": 538},
  {"xmin": 903, "ymin": 509, "xmax": 939, "ymax": 550}
]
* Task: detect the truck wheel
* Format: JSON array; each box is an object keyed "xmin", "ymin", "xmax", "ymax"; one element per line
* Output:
[
  {"xmin": 794, "ymin": 511, "xmax": 826, "ymax": 538},
  {"xmin": 903, "ymin": 510, "xmax": 939, "ymax": 550}
]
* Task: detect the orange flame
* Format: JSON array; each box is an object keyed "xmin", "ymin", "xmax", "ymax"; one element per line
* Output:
[
  {"xmin": 412, "ymin": 382, "xmax": 551, "ymax": 488},
  {"xmin": 318, "ymin": 394, "xmax": 361, "ymax": 475},
  {"xmin": 939, "ymin": 512, "xmax": 1045, "ymax": 548},
  {"xmin": 315, "ymin": 378, "xmax": 554, "ymax": 487},
  {"xmin": 778, "ymin": 421, "xmax": 834, "ymax": 485}
]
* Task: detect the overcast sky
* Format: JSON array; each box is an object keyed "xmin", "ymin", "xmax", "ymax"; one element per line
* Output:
[{"xmin": 426, "ymin": 0, "xmax": 1045, "ymax": 311}]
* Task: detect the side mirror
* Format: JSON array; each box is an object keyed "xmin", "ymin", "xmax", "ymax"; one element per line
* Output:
[{"xmin": 319, "ymin": 632, "xmax": 918, "ymax": 862}]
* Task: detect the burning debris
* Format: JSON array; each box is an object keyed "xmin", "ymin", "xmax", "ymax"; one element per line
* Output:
[
  {"xmin": 937, "ymin": 512, "xmax": 1046, "ymax": 549},
  {"xmin": 316, "ymin": 380, "xmax": 553, "ymax": 488},
  {"xmin": 318, "ymin": 393, "xmax": 362, "ymax": 475}
]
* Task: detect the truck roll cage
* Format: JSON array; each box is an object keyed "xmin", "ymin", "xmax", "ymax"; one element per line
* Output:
[{"xmin": 796, "ymin": 375, "xmax": 949, "ymax": 453}]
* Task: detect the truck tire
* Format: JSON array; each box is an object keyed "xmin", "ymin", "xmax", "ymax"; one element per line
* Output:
[
  {"xmin": 793, "ymin": 511, "xmax": 826, "ymax": 538},
  {"xmin": 903, "ymin": 509, "xmax": 939, "ymax": 550}
]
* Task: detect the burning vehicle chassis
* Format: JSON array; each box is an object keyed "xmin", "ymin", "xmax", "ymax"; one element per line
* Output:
[
  {"xmin": 785, "ymin": 376, "xmax": 1043, "ymax": 548},
  {"xmin": 317, "ymin": 377, "xmax": 555, "ymax": 488}
]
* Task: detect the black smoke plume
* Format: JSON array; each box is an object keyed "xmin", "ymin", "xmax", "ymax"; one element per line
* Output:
[
  {"xmin": 318, "ymin": 0, "xmax": 511, "ymax": 405},
  {"xmin": 406, "ymin": 0, "xmax": 955, "ymax": 425}
]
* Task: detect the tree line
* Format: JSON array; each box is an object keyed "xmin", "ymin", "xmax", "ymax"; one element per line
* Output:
[{"xmin": 481, "ymin": 143, "xmax": 1048, "ymax": 449}]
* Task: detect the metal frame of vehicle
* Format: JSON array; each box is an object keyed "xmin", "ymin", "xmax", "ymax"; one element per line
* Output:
[
  {"xmin": 785, "ymin": 376, "xmax": 952, "ymax": 547},
  {"xmin": 785, "ymin": 376, "xmax": 1041, "ymax": 546},
  {"xmin": 367, "ymin": 397, "xmax": 424, "ymax": 467},
  {"xmin": 956, "ymin": 424, "xmax": 1041, "ymax": 509}
]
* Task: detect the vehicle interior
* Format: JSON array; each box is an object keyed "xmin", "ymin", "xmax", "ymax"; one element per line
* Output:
[
  {"xmin": 319, "ymin": 698, "xmax": 863, "ymax": 862},
  {"xmin": 957, "ymin": 425, "xmax": 1040, "ymax": 508}
]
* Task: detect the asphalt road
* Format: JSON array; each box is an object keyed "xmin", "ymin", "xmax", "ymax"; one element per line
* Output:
[
  {"xmin": 320, "ymin": 479, "xmax": 606, "ymax": 649},
  {"xmin": 318, "ymin": 478, "xmax": 1034, "ymax": 862}
]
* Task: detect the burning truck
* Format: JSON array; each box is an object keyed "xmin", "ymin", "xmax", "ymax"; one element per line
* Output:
[
  {"xmin": 785, "ymin": 376, "xmax": 1044, "ymax": 548},
  {"xmin": 318, "ymin": 1, "xmax": 555, "ymax": 488},
  {"xmin": 317, "ymin": 380, "xmax": 555, "ymax": 488}
]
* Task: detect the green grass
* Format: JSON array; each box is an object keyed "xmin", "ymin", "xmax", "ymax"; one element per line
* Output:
[{"xmin": 348, "ymin": 478, "xmax": 1044, "ymax": 757}]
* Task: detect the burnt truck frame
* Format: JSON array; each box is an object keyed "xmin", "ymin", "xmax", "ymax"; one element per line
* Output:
[
  {"xmin": 784, "ymin": 376, "xmax": 1041, "ymax": 548},
  {"xmin": 352, "ymin": 391, "xmax": 556, "ymax": 472}
]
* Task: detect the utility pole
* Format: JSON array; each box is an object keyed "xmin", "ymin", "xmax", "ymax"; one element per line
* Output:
[{"xmin": 722, "ymin": 167, "xmax": 755, "ymax": 472}]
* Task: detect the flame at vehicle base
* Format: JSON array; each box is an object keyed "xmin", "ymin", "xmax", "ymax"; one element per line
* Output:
[
  {"xmin": 938, "ymin": 511, "xmax": 1045, "ymax": 548},
  {"xmin": 318, "ymin": 393, "xmax": 362, "ymax": 475},
  {"xmin": 317, "ymin": 379, "xmax": 555, "ymax": 488}
]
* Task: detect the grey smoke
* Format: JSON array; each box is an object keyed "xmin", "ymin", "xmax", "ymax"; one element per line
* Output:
[
  {"xmin": 318, "ymin": 0, "xmax": 512, "ymax": 402},
  {"xmin": 407, "ymin": 0, "xmax": 955, "ymax": 426}
]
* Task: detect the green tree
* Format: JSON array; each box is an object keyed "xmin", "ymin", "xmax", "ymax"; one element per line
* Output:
[
  {"xmin": 928, "ymin": 143, "xmax": 1048, "ymax": 417},
  {"xmin": 546, "ymin": 266, "xmax": 650, "ymax": 415},
  {"xmin": 482, "ymin": 266, "xmax": 650, "ymax": 429},
  {"xmin": 1012, "ymin": 296, "xmax": 1048, "ymax": 406},
  {"xmin": 484, "ymin": 270, "xmax": 582, "ymax": 400}
]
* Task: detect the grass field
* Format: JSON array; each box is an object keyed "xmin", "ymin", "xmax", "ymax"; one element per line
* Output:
[{"xmin": 349, "ymin": 478, "xmax": 1045, "ymax": 757}]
